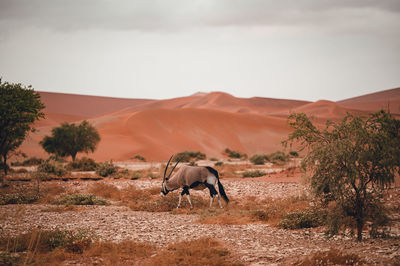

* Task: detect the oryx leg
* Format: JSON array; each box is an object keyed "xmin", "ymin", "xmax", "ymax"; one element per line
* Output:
[
  {"xmin": 205, "ymin": 183, "xmax": 222, "ymax": 208},
  {"xmin": 179, "ymin": 186, "xmax": 193, "ymax": 209}
]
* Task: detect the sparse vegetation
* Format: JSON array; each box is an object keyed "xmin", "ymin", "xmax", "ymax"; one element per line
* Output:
[
  {"xmin": 53, "ymin": 194, "xmax": 110, "ymax": 206},
  {"xmin": 0, "ymin": 228, "xmax": 95, "ymax": 255},
  {"xmin": 278, "ymin": 208, "xmax": 327, "ymax": 229},
  {"xmin": 242, "ymin": 169, "xmax": 265, "ymax": 178},
  {"xmin": 224, "ymin": 148, "xmax": 247, "ymax": 159},
  {"xmin": 95, "ymin": 161, "xmax": 118, "ymax": 177},
  {"xmin": 269, "ymin": 151, "xmax": 289, "ymax": 164},
  {"xmin": 66, "ymin": 157, "xmax": 98, "ymax": 171},
  {"xmin": 0, "ymin": 231, "xmax": 240, "ymax": 266},
  {"xmin": 294, "ymin": 248, "xmax": 364, "ymax": 266},
  {"xmin": 37, "ymin": 159, "xmax": 69, "ymax": 177},
  {"xmin": 289, "ymin": 150, "xmax": 299, "ymax": 157},
  {"xmin": 214, "ymin": 161, "xmax": 223, "ymax": 166},
  {"xmin": 250, "ymin": 154, "xmax": 269, "ymax": 165},
  {"xmin": 149, "ymin": 237, "xmax": 240, "ymax": 266},
  {"xmin": 133, "ymin": 154, "xmax": 146, "ymax": 161},
  {"xmin": 173, "ymin": 150, "xmax": 206, "ymax": 162},
  {"xmin": 11, "ymin": 157, "xmax": 44, "ymax": 166}
]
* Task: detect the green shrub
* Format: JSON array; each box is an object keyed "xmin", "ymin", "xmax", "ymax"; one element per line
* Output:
[
  {"xmin": 95, "ymin": 161, "xmax": 118, "ymax": 177},
  {"xmin": 37, "ymin": 160, "xmax": 68, "ymax": 177},
  {"xmin": 242, "ymin": 170, "xmax": 265, "ymax": 178},
  {"xmin": 209, "ymin": 157, "xmax": 218, "ymax": 161},
  {"xmin": 11, "ymin": 157, "xmax": 44, "ymax": 166},
  {"xmin": 278, "ymin": 208, "xmax": 326, "ymax": 229},
  {"xmin": 0, "ymin": 191, "xmax": 39, "ymax": 205},
  {"xmin": 224, "ymin": 148, "xmax": 247, "ymax": 159},
  {"xmin": 289, "ymin": 150, "xmax": 299, "ymax": 157},
  {"xmin": 133, "ymin": 154, "xmax": 146, "ymax": 161},
  {"xmin": 67, "ymin": 157, "xmax": 98, "ymax": 171},
  {"xmin": 269, "ymin": 151, "xmax": 289, "ymax": 164},
  {"xmin": 214, "ymin": 161, "xmax": 223, "ymax": 166},
  {"xmin": 173, "ymin": 151, "xmax": 206, "ymax": 162},
  {"xmin": 250, "ymin": 154, "xmax": 269, "ymax": 165},
  {"xmin": 53, "ymin": 194, "xmax": 110, "ymax": 206}
]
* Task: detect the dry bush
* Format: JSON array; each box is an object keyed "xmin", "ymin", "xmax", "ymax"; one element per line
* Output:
[
  {"xmin": 0, "ymin": 182, "xmax": 40, "ymax": 205},
  {"xmin": 197, "ymin": 195, "xmax": 312, "ymax": 226},
  {"xmin": 0, "ymin": 236, "xmax": 241, "ymax": 266},
  {"xmin": 53, "ymin": 194, "xmax": 110, "ymax": 206},
  {"xmin": 84, "ymin": 240, "xmax": 155, "ymax": 265},
  {"xmin": 146, "ymin": 237, "xmax": 242, "ymax": 266},
  {"xmin": 121, "ymin": 186, "xmax": 208, "ymax": 212},
  {"xmin": 88, "ymin": 182, "xmax": 121, "ymax": 200},
  {"xmin": 41, "ymin": 205, "xmax": 81, "ymax": 213},
  {"xmin": 37, "ymin": 182, "xmax": 66, "ymax": 203},
  {"xmin": 293, "ymin": 248, "xmax": 364, "ymax": 265}
]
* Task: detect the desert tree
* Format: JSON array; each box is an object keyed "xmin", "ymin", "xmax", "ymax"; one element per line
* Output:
[
  {"xmin": 284, "ymin": 110, "xmax": 400, "ymax": 241},
  {"xmin": 40, "ymin": 120, "xmax": 100, "ymax": 161},
  {"xmin": 0, "ymin": 79, "xmax": 45, "ymax": 180}
]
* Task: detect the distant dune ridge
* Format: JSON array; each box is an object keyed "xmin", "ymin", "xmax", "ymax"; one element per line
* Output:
[{"xmin": 19, "ymin": 87, "xmax": 400, "ymax": 161}]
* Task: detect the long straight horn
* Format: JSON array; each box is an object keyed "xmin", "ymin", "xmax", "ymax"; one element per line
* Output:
[
  {"xmin": 163, "ymin": 155, "xmax": 173, "ymax": 181},
  {"xmin": 167, "ymin": 157, "xmax": 181, "ymax": 179}
]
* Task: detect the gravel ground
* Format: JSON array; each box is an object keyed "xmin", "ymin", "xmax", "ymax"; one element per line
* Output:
[{"xmin": 1, "ymin": 178, "xmax": 399, "ymax": 265}]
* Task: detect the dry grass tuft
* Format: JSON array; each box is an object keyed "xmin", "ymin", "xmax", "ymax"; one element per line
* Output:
[
  {"xmin": 37, "ymin": 182, "xmax": 66, "ymax": 203},
  {"xmin": 293, "ymin": 248, "xmax": 364, "ymax": 265},
  {"xmin": 88, "ymin": 182, "xmax": 121, "ymax": 200},
  {"xmin": 146, "ymin": 237, "xmax": 242, "ymax": 266}
]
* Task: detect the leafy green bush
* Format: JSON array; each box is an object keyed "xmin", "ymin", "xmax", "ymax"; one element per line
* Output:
[
  {"xmin": 250, "ymin": 154, "xmax": 269, "ymax": 165},
  {"xmin": 95, "ymin": 161, "xmax": 118, "ymax": 177},
  {"xmin": 224, "ymin": 148, "xmax": 247, "ymax": 159},
  {"xmin": 173, "ymin": 151, "xmax": 206, "ymax": 162},
  {"xmin": 67, "ymin": 157, "xmax": 98, "ymax": 171},
  {"xmin": 37, "ymin": 159, "xmax": 68, "ymax": 177},
  {"xmin": 53, "ymin": 194, "xmax": 110, "ymax": 206},
  {"xmin": 214, "ymin": 161, "xmax": 223, "ymax": 166},
  {"xmin": 289, "ymin": 150, "xmax": 299, "ymax": 157},
  {"xmin": 278, "ymin": 208, "xmax": 326, "ymax": 229},
  {"xmin": 242, "ymin": 170, "xmax": 265, "ymax": 178}
]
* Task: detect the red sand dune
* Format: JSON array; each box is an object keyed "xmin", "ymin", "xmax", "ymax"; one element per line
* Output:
[
  {"xmin": 337, "ymin": 87, "xmax": 400, "ymax": 115},
  {"xmin": 19, "ymin": 88, "xmax": 400, "ymax": 161}
]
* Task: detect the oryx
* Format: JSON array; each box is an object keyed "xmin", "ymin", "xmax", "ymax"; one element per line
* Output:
[{"xmin": 161, "ymin": 155, "xmax": 229, "ymax": 209}]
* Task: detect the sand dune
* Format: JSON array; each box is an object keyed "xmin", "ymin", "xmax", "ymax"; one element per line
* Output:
[
  {"xmin": 39, "ymin": 91, "xmax": 152, "ymax": 118},
  {"xmin": 337, "ymin": 87, "xmax": 400, "ymax": 115},
  {"xmin": 19, "ymin": 88, "xmax": 400, "ymax": 161}
]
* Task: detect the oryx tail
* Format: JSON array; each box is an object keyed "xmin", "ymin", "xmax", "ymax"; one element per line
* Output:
[{"xmin": 205, "ymin": 166, "xmax": 230, "ymax": 204}]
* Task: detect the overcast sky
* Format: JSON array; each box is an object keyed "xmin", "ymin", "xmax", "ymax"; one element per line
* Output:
[{"xmin": 0, "ymin": 0, "xmax": 399, "ymax": 101}]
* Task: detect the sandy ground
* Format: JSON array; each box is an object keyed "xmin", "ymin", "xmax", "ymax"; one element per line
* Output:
[{"xmin": 1, "ymin": 177, "xmax": 399, "ymax": 265}]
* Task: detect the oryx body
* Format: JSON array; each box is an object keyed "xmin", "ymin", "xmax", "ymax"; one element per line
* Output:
[{"xmin": 161, "ymin": 157, "xmax": 229, "ymax": 209}]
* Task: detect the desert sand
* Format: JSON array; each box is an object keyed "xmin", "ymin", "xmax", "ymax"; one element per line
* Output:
[{"xmin": 19, "ymin": 87, "xmax": 400, "ymax": 162}]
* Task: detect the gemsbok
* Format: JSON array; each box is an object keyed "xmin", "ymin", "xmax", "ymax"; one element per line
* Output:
[{"xmin": 161, "ymin": 155, "xmax": 230, "ymax": 209}]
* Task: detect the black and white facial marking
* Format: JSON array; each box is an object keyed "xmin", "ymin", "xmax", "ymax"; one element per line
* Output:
[{"xmin": 160, "ymin": 180, "xmax": 169, "ymax": 196}]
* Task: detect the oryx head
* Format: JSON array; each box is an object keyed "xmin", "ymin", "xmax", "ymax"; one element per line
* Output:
[{"xmin": 160, "ymin": 155, "xmax": 181, "ymax": 197}]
